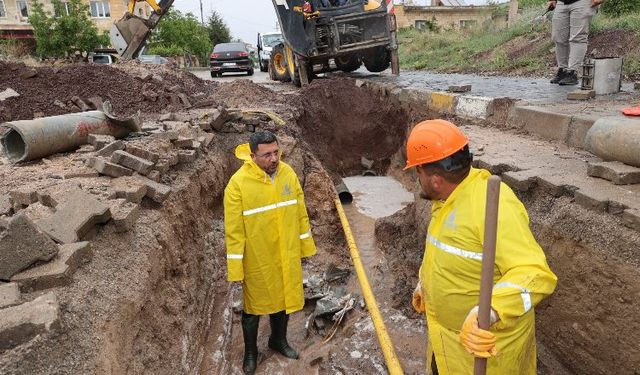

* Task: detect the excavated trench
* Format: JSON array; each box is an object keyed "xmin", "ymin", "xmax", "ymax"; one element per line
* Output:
[{"xmin": 2, "ymin": 77, "xmax": 638, "ymax": 375}]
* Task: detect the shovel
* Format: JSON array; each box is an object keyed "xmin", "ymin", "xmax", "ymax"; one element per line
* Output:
[{"xmin": 531, "ymin": 7, "xmax": 553, "ymax": 24}]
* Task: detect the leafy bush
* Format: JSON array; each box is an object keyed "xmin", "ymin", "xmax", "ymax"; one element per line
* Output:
[
  {"xmin": 29, "ymin": 0, "xmax": 109, "ymax": 59},
  {"xmin": 147, "ymin": 44, "xmax": 184, "ymax": 57},
  {"xmin": 601, "ymin": 0, "xmax": 640, "ymax": 17}
]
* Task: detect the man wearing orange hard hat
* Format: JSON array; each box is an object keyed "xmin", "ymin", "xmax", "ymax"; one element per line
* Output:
[{"xmin": 405, "ymin": 119, "xmax": 557, "ymax": 375}]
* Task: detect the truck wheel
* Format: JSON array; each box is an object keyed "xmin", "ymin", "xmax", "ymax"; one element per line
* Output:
[
  {"xmin": 335, "ymin": 54, "xmax": 361, "ymax": 73},
  {"xmin": 270, "ymin": 43, "xmax": 291, "ymax": 82},
  {"xmin": 363, "ymin": 46, "xmax": 390, "ymax": 73}
]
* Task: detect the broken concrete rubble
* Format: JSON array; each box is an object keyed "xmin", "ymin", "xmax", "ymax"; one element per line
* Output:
[
  {"xmin": 96, "ymin": 140, "xmax": 126, "ymax": 157},
  {"xmin": 9, "ymin": 188, "xmax": 38, "ymax": 208},
  {"xmin": 136, "ymin": 176, "xmax": 172, "ymax": 203},
  {"xmin": 36, "ymin": 190, "xmax": 111, "ymax": 244},
  {"xmin": 0, "ymin": 214, "xmax": 58, "ymax": 280},
  {"xmin": 178, "ymin": 149, "xmax": 197, "ymax": 163},
  {"xmin": 88, "ymin": 134, "xmax": 116, "ymax": 150},
  {"xmin": 111, "ymin": 150, "xmax": 154, "ymax": 175},
  {"xmin": 0, "ymin": 282, "xmax": 20, "ymax": 308},
  {"xmin": 0, "ymin": 88, "xmax": 19, "ymax": 102},
  {"xmin": 109, "ymin": 199, "xmax": 140, "ymax": 233},
  {"xmin": 0, "ymin": 194, "xmax": 12, "ymax": 216},
  {"xmin": 11, "ymin": 242, "xmax": 92, "ymax": 292},
  {"xmin": 587, "ymin": 161, "xmax": 640, "ymax": 185},
  {"xmin": 0, "ymin": 292, "xmax": 60, "ymax": 353},
  {"xmin": 110, "ymin": 177, "xmax": 148, "ymax": 203},
  {"xmin": 125, "ymin": 144, "xmax": 160, "ymax": 163}
]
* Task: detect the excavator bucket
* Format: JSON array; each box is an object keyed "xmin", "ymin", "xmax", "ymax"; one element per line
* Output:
[
  {"xmin": 110, "ymin": 0, "xmax": 175, "ymax": 60},
  {"xmin": 110, "ymin": 16, "xmax": 151, "ymax": 60}
]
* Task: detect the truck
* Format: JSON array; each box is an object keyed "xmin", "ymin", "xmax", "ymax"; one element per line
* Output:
[
  {"xmin": 257, "ymin": 32, "xmax": 284, "ymax": 72},
  {"xmin": 268, "ymin": 0, "xmax": 399, "ymax": 86}
]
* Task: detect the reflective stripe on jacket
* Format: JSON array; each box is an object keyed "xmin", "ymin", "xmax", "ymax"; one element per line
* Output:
[
  {"xmin": 224, "ymin": 143, "xmax": 316, "ymax": 315},
  {"xmin": 420, "ymin": 167, "xmax": 557, "ymax": 375}
]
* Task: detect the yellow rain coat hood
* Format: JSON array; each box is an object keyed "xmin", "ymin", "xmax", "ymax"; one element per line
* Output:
[
  {"xmin": 420, "ymin": 167, "xmax": 557, "ymax": 375},
  {"xmin": 224, "ymin": 143, "xmax": 316, "ymax": 315}
]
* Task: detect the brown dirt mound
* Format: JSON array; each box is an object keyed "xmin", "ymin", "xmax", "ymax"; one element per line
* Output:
[
  {"xmin": 208, "ymin": 79, "xmax": 284, "ymax": 109},
  {"xmin": 0, "ymin": 61, "xmax": 216, "ymax": 121},
  {"xmin": 588, "ymin": 28, "xmax": 640, "ymax": 59},
  {"xmin": 295, "ymin": 78, "xmax": 409, "ymax": 176}
]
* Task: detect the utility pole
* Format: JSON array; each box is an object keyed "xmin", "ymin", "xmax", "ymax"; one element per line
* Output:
[{"xmin": 200, "ymin": 0, "xmax": 204, "ymax": 24}]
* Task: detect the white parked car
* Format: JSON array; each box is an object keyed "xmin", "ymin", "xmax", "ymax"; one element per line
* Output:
[{"xmin": 257, "ymin": 32, "xmax": 283, "ymax": 72}]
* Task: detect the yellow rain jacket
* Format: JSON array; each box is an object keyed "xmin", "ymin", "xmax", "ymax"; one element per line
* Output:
[
  {"xmin": 224, "ymin": 143, "xmax": 316, "ymax": 315},
  {"xmin": 420, "ymin": 168, "xmax": 557, "ymax": 375}
]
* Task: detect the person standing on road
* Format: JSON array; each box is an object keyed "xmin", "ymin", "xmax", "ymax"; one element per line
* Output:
[
  {"xmin": 224, "ymin": 131, "xmax": 317, "ymax": 375},
  {"xmin": 407, "ymin": 119, "xmax": 558, "ymax": 375},
  {"xmin": 549, "ymin": 0, "xmax": 605, "ymax": 85}
]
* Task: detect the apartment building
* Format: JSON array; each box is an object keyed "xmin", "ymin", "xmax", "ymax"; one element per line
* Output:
[{"xmin": 0, "ymin": 0, "xmax": 149, "ymax": 39}]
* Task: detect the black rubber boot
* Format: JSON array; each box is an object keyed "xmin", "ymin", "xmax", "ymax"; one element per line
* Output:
[
  {"xmin": 559, "ymin": 70, "xmax": 579, "ymax": 85},
  {"xmin": 241, "ymin": 312, "xmax": 259, "ymax": 375},
  {"xmin": 268, "ymin": 311, "xmax": 299, "ymax": 359},
  {"xmin": 550, "ymin": 67, "xmax": 566, "ymax": 84}
]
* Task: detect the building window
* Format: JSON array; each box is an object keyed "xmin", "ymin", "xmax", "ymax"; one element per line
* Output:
[
  {"xmin": 17, "ymin": 0, "xmax": 29, "ymax": 18},
  {"xmin": 415, "ymin": 20, "xmax": 427, "ymax": 30},
  {"xmin": 459, "ymin": 19, "xmax": 477, "ymax": 29},
  {"xmin": 90, "ymin": 1, "xmax": 111, "ymax": 18},
  {"xmin": 0, "ymin": 0, "xmax": 6, "ymax": 18},
  {"xmin": 54, "ymin": 2, "xmax": 71, "ymax": 16}
]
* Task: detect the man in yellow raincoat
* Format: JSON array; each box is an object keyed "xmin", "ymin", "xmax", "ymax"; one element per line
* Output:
[
  {"xmin": 224, "ymin": 131, "xmax": 317, "ymax": 375},
  {"xmin": 406, "ymin": 119, "xmax": 557, "ymax": 375}
]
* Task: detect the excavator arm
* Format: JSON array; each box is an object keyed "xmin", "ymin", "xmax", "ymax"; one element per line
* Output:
[{"xmin": 110, "ymin": 0, "xmax": 174, "ymax": 59}]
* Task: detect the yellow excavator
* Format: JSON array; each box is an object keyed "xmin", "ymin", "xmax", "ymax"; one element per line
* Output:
[{"xmin": 110, "ymin": 0, "xmax": 174, "ymax": 59}]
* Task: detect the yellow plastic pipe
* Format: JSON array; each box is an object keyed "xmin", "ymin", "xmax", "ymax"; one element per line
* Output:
[{"xmin": 334, "ymin": 198, "xmax": 405, "ymax": 375}]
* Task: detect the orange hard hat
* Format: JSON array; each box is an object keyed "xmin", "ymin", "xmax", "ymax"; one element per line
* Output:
[{"xmin": 404, "ymin": 119, "xmax": 469, "ymax": 170}]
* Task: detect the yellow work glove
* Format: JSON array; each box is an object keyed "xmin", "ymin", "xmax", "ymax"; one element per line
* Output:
[
  {"xmin": 412, "ymin": 283, "xmax": 425, "ymax": 313},
  {"xmin": 459, "ymin": 306, "xmax": 499, "ymax": 358}
]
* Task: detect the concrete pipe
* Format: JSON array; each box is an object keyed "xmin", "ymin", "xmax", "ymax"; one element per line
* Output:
[
  {"xmin": 336, "ymin": 180, "xmax": 353, "ymax": 204},
  {"xmin": 584, "ymin": 117, "xmax": 640, "ymax": 167},
  {"xmin": 1, "ymin": 102, "xmax": 140, "ymax": 163}
]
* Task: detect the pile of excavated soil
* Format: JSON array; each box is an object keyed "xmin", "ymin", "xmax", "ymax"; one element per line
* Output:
[
  {"xmin": 0, "ymin": 60, "xmax": 216, "ymax": 121},
  {"xmin": 295, "ymin": 78, "xmax": 409, "ymax": 176}
]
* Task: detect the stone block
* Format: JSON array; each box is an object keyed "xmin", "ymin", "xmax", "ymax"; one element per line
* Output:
[
  {"xmin": 448, "ymin": 84, "xmax": 471, "ymax": 93},
  {"xmin": 567, "ymin": 90, "xmax": 595, "ymax": 100},
  {"xmin": 111, "ymin": 177, "xmax": 148, "ymax": 204},
  {"xmin": 125, "ymin": 145, "xmax": 160, "ymax": 163},
  {"xmin": 9, "ymin": 188, "xmax": 38, "ymax": 208},
  {"xmin": 153, "ymin": 160, "xmax": 171, "ymax": 174},
  {"xmin": 197, "ymin": 119, "xmax": 211, "ymax": 131},
  {"xmin": 508, "ymin": 106, "xmax": 571, "ymax": 142},
  {"xmin": 174, "ymin": 137, "xmax": 195, "ymax": 149},
  {"xmin": 456, "ymin": 96, "xmax": 494, "ymax": 120},
  {"xmin": 178, "ymin": 149, "xmax": 197, "ymax": 163},
  {"xmin": 137, "ymin": 177, "xmax": 172, "ymax": 203},
  {"xmin": 501, "ymin": 170, "xmax": 538, "ymax": 192},
  {"xmin": 198, "ymin": 134, "xmax": 214, "ymax": 149},
  {"xmin": 21, "ymin": 202, "xmax": 55, "ymax": 222},
  {"xmin": 159, "ymin": 113, "xmax": 174, "ymax": 121},
  {"xmin": 87, "ymin": 157, "xmax": 133, "ymax": 178},
  {"xmin": 178, "ymin": 93, "xmax": 192, "ymax": 108},
  {"xmin": 587, "ymin": 161, "xmax": 640, "ymax": 185},
  {"xmin": 151, "ymin": 130, "xmax": 180, "ymax": 141},
  {"xmin": 0, "ymin": 292, "xmax": 60, "ymax": 352},
  {"xmin": 95, "ymin": 140, "xmax": 125, "ymax": 157},
  {"xmin": 574, "ymin": 188, "xmax": 608, "ymax": 213},
  {"xmin": 109, "ymin": 199, "xmax": 140, "ymax": 233},
  {"xmin": 11, "ymin": 242, "xmax": 92, "ymax": 292},
  {"xmin": 536, "ymin": 175, "xmax": 571, "ymax": 197},
  {"xmin": 111, "ymin": 150, "xmax": 154, "ymax": 176},
  {"xmin": 0, "ymin": 194, "xmax": 12, "ymax": 216},
  {"xmin": 210, "ymin": 109, "xmax": 228, "ymax": 132},
  {"xmin": 0, "ymin": 214, "xmax": 58, "ymax": 280},
  {"xmin": 88, "ymin": 134, "xmax": 116, "ymax": 150},
  {"xmin": 634, "ymin": 82, "xmax": 640, "ymax": 90},
  {"xmin": 0, "ymin": 283, "xmax": 20, "ymax": 308},
  {"xmin": 622, "ymin": 209, "xmax": 640, "ymax": 231},
  {"xmin": 36, "ymin": 190, "xmax": 111, "ymax": 244},
  {"xmin": 429, "ymin": 92, "xmax": 457, "ymax": 114}
]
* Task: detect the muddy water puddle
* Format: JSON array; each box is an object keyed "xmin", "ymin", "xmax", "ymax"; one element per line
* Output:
[{"xmin": 342, "ymin": 176, "xmax": 414, "ymax": 288}]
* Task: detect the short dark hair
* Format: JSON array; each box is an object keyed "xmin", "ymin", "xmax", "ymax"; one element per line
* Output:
[
  {"xmin": 419, "ymin": 145, "xmax": 473, "ymax": 184},
  {"xmin": 249, "ymin": 131, "xmax": 278, "ymax": 153}
]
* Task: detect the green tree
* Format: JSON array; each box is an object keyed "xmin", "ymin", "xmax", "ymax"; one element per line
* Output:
[
  {"xmin": 206, "ymin": 10, "xmax": 231, "ymax": 47},
  {"xmin": 29, "ymin": 0, "xmax": 109, "ymax": 59},
  {"xmin": 149, "ymin": 10, "xmax": 211, "ymax": 64}
]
